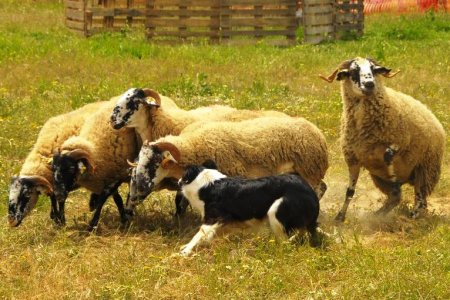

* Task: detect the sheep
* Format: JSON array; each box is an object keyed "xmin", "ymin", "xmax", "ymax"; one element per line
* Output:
[
  {"xmin": 7, "ymin": 101, "xmax": 104, "ymax": 227},
  {"xmin": 110, "ymin": 88, "xmax": 290, "ymax": 215},
  {"xmin": 320, "ymin": 57, "xmax": 446, "ymax": 221},
  {"xmin": 51, "ymin": 98, "xmax": 139, "ymax": 230},
  {"xmin": 178, "ymin": 162, "xmax": 320, "ymax": 256},
  {"xmin": 110, "ymin": 88, "xmax": 287, "ymax": 146},
  {"xmin": 128, "ymin": 116, "xmax": 329, "ymax": 213}
]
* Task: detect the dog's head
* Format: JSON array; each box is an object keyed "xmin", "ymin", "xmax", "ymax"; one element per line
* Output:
[{"xmin": 179, "ymin": 160, "xmax": 224, "ymax": 201}]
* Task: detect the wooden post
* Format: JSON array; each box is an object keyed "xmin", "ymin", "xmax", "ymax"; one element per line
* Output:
[
  {"xmin": 146, "ymin": 0, "xmax": 155, "ymax": 40},
  {"xmin": 127, "ymin": 0, "xmax": 134, "ymax": 27},
  {"xmin": 210, "ymin": 2, "xmax": 220, "ymax": 43},
  {"xmin": 179, "ymin": 5, "xmax": 188, "ymax": 41},
  {"xmin": 254, "ymin": 4, "xmax": 263, "ymax": 39},
  {"xmin": 303, "ymin": 0, "xmax": 334, "ymax": 44},
  {"xmin": 102, "ymin": 0, "xmax": 114, "ymax": 28},
  {"xmin": 221, "ymin": 3, "xmax": 230, "ymax": 41}
]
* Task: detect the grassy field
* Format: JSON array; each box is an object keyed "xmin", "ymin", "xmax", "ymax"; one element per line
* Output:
[{"xmin": 1, "ymin": 1, "xmax": 450, "ymax": 298}]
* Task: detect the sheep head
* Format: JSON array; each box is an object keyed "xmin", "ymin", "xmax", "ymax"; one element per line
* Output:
[
  {"xmin": 320, "ymin": 57, "xmax": 400, "ymax": 96},
  {"xmin": 130, "ymin": 142, "xmax": 182, "ymax": 203},
  {"xmin": 51, "ymin": 149, "xmax": 95, "ymax": 203},
  {"xmin": 8, "ymin": 175, "xmax": 53, "ymax": 227},
  {"xmin": 110, "ymin": 88, "xmax": 161, "ymax": 130}
]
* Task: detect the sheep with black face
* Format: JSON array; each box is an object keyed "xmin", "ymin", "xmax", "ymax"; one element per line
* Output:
[
  {"xmin": 52, "ymin": 97, "xmax": 139, "ymax": 230},
  {"xmin": 320, "ymin": 57, "xmax": 446, "ymax": 221}
]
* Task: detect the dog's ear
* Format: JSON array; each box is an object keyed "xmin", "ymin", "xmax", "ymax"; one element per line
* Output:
[{"xmin": 202, "ymin": 159, "xmax": 218, "ymax": 170}]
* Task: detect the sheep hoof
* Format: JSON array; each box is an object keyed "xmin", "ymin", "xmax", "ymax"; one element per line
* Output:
[
  {"xmin": 334, "ymin": 212, "xmax": 346, "ymax": 223},
  {"xmin": 87, "ymin": 225, "xmax": 99, "ymax": 232},
  {"xmin": 410, "ymin": 208, "xmax": 427, "ymax": 219},
  {"xmin": 118, "ymin": 209, "xmax": 133, "ymax": 227},
  {"xmin": 52, "ymin": 214, "xmax": 66, "ymax": 227}
]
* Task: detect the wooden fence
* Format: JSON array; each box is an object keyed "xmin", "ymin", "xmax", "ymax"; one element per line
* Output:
[{"xmin": 65, "ymin": 0, "xmax": 364, "ymax": 44}]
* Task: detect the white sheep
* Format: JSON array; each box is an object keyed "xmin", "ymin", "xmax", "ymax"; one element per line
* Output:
[
  {"xmin": 128, "ymin": 116, "xmax": 329, "ymax": 212},
  {"xmin": 51, "ymin": 97, "xmax": 139, "ymax": 230},
  {"xmin": 320, "ymin": 57, "xmax": 446, "ymax": 221},
  {"xmin": 7, "ymin": 102, "xmax": 104, "ymax": 227}
]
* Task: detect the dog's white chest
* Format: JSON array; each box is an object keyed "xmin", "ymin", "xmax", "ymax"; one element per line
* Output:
[{"xmin": 182, "ymin": 187, "xmax": 205, "ymax": 219}]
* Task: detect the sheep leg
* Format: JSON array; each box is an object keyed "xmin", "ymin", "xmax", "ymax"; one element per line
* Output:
[
  {"xmin": 314, "ymin": 180, "xmax": 328, "ymax": 200},
  {"xmin": 174, "ymin": 191, "xmax": 190, "ymax": 216},
  {"xmin": 411, "ymin": 192, "xmax": 427, "ymax": 219},
  {"xmin": 49, "ymin": 194, "xmax": 64, "ymax": 225},
  {"xmin": 375, "ymin": 182, "xmax": 402, "ymax": 215},
  {"xmin": 180, "ymin": 222, "xmax": 222, "ymax": 256},
  {"xmin": 335, "ymin": 165, "xmax": 360, "ymax": 222},
  {"xmin": 88, "ymin": 195, "xmax": 108, "ymax": 231},
  {"xmin": 123, "ymin": 193, "xmax": 135, "ymax": 222},
  {"xmin": 112, "ymin": 190, "xmax": 128, "ymax": 225},
  {"xmin": 411, "ymin": 180, "xmax": 427, "ymax": 218},
  {"xmin": 88, "ymin": 193, "xmax": 100, "ymax": 212},
  {"xmin": 87, "ymin": 182, "xmax": 122, "ymax": 231}
]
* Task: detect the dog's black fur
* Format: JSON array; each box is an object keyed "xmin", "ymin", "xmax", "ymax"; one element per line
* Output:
[{"xmin": 180, "ymin": 163, "xmax": 320, "ymax": 239}]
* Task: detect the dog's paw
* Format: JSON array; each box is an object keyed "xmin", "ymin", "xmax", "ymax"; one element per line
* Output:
[{"xmin": 179, "ymin": 247, "xmax": 191, "ymax": 257}]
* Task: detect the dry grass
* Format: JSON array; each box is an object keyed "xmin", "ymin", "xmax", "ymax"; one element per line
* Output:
[{"xmin": 1, "ymin": 1, "xmax": 450, "ymax": 298}]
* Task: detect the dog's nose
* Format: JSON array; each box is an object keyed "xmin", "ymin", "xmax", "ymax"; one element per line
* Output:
[{"xmin": 178, "ymin": 179, "xmax": 183, "ymax": 187}]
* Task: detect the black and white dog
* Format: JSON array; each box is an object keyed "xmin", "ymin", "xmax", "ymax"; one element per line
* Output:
[{"xmin": 178, "ymin": 162, "xmax": 320, "ymax": 256}]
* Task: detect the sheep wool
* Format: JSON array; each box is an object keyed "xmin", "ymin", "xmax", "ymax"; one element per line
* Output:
[
  {"xmin": 154, "ymin": 116, "xmax": 328, "ymax": 189},
  {"xmin": 322, "ymin": 57, "xmax": 446, "ymax": 220},
  {"xmin": 19, "ymin": 101, "xmax": 105, "ymax": 183},
  {"xmin": 110, "ymin": 88, "xmax": 288, "ymax": 145},
  {"xmin": 60, "ymin": 99, "xmax": 138, "ymax": 195}
]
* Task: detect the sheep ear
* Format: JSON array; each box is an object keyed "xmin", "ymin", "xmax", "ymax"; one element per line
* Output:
[
  {"xmin": 154, "ymin": 142, "xmax": 181, "ymax": 163},
  {"xmin": 374, "ymin": 66, "xmax": 400, "ymax": 78},
  {"xmin": 142, "ymin": 88, "xmax": 161, "ymax": 107},
  {"xmin": 369, "ymin": 60, "xmax": 400, "ymax": 78},
  {"xmin": 320, "ymin": 59, "xmax": 354, "ymax": 83},
  {"xmin": 319, "ymin": 68, "xmax": 349, "ymax": 82},
  {"xmin": 161, "ymin": 156, "xmax": 178, "ymax": 169},
  {"xmin": 65, "ymin": 149, "xmax": 95, "ymax": 173},
  {"xmin": 372, "ymin": 65, "xmax": 391, "ymax": 75},
  {"xmin": 336, "ymin": 69, "xmax": 350, "ymax": 81},
  {"xmin": 145, "ymin": 98, "xmax": 160, "ymax": 107},
  {"xmin": 26, "ymin": 175, "xmax": 53, "ymax": 195}
]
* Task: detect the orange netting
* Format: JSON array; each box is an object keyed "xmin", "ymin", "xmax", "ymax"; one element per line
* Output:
[{"xmin": 364, "ymin": 0, "xmax": 449, "ymax": 14}]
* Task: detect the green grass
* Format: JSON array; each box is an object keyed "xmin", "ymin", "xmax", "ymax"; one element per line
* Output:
[{"xmin": 1, "ymin": 1, "xmax": 450, "ymax": 298}]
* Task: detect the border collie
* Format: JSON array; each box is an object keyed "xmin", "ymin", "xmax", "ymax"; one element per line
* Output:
[{"xmin": 178, "ymin": 163, "xmax": 320, "ymax": 256}]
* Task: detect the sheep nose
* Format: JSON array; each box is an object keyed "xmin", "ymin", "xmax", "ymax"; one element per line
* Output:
[{"xmin": 364, "ymin": 81, "xmax": 375, "ymax": 89}]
